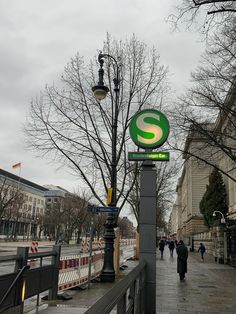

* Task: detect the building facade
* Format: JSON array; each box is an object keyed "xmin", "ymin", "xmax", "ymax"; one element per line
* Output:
[
  {"xmin": 170, "ymin": 81, "xmax": 236, "ymax": 255},
  {"xmin": 0, "ymin": 169, "xmax": 47, "ymax": 240}
]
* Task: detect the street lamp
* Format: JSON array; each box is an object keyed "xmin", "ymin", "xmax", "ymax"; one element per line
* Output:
[
  {"xmin": 92, "ymin": 52, "xmax": 120, "ymax": 282},
  {"xmin": 213, "ymin": 210, "xmax": 226, "ymax": 224}
]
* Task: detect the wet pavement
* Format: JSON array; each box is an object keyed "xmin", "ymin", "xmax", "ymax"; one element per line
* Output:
[
  {"xmin": 25, "ymin": 248, "xmax": 236, "ymax": 313},
  {"xmin": 156, "ymin": 248, "xmax": 236, "ymax": 313},
  {"xmin": 2, "ymin": 241, "xmax": 236, "ymax": 313}
]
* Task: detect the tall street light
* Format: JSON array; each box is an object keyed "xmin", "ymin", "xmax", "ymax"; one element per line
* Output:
[{"xmin": 92, "ymin": 52, "xmax": 120, "ymax": 282}]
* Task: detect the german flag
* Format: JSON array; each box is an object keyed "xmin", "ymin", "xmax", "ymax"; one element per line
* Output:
[{"xmin": 12, "ymin": 162, "xmax": 21, "ymax": 169}]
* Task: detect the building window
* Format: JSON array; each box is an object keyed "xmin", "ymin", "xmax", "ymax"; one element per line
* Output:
[
  {"xmin": 41, "ymin": 200, "xmax": 44, "ymax": 205},
  {"xmin": 29, "ymin": 196, "xmax": 32, "ymax": 202}
]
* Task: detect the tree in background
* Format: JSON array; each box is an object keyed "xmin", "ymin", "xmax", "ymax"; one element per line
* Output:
[
  {"xmin": 0, "ymin": 176, "xmax": 26, "ymax": 239},
  {"xmin": 200, "ymin": 168, "xmax": 228, "ymax": 227},
  {"xmin": 26, "ymin": 34, "xmax": 169, "ymax": 220},
  {"xmin": 93, "ymin": 213, "xmax": 107, "ymax": 241},
  {"xmin": 44, "ymin": 198, "xmax": 65, "ymax": 244},
  {"xmin": 171, "ymin": 0, "xmax": 236, "ymax": 34},
  {"xmin": 127, "ymin": 160, "xmax": 179, "ymax": 229},
  {"xmin": 170, "ymin": 19, "xmax": 236, "ymax": 183},
  {"xmin": 0, "ymin": 176, "xmax": 25, "ymax": 220},
  {"xmin": 117, "ymin": 216, "xmax": 135, "ymax": 239},
  {"xmin": 44, "ymin": 192, "xmax": 91, "ymax": 244}
]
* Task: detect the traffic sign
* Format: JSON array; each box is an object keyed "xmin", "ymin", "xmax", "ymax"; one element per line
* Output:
[
  {"xmin": 128, "ymin": 151, "xmax": 169, "ymax": 161},
  {"xmin": 129, "ymin": 109, "xmax": 169, "ymax": 149},
  {"xmin": 95, "ymin": 206, "xmax": 119, "ymax": 213}
]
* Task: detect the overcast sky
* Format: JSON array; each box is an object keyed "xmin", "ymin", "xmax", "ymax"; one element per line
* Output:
[{"xmin": 0, "ymin": 0, "xmax": 205, "ymax": 218}]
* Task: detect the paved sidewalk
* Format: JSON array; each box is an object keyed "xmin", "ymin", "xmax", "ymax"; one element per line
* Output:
[
  {"xmin": 3, "ymin": 242, "xmax": 236, "ymax": 313},
  {"xmin": 157, "ymin": 248, "xmax": 236, "ymax": 313}
]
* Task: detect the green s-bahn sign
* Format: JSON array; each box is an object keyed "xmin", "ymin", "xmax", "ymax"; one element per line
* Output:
[{"xmin": 129, "ymin": 109, "xmax": 169, "ymax": 149}]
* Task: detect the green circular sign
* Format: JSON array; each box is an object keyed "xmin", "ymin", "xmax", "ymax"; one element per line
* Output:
[{"xmin": 129, "ymin": 109, "xmax": 169, "ymax": 149}]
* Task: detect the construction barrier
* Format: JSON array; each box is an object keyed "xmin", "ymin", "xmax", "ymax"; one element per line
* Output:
[
  {"xmin": 58, "ymin": 238, "xmax": 135, "ymax": 292},
  {"xmin": 80, "ymin": 240, "xmax": 85, "ymax": 253},
  {"xmin": 86, "ymin": 240, "xmax": 90, "ymax": 253},
  {"xmin": 120, "ymin": 239, "xmax": 136, "ymax": 247},
  {"xmin": 30, "ymin": 241, "xmax": 39, "ymax": 253},
  {"xmin": 58, "ymin": 251, "xmax": 103, "ymax": 291}
]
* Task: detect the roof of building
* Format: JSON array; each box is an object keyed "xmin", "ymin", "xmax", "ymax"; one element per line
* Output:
[
  {"xmin": 43, "ymin": 184, "xmax": 69, "ymax": 193},
  {"xmin": 0, "ymin": 169, "xmax": 48, "ymax": 192}
]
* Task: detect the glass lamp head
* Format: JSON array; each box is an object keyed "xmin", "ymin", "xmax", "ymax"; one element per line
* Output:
[{"xmin": 92, "ymin": 85, "xmax": 109, "ymax": 101}]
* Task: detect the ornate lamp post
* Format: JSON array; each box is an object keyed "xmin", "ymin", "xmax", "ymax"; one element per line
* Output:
[{"xmin": 92, "ymin": 52, "xmax": 120, "ymax": 282}]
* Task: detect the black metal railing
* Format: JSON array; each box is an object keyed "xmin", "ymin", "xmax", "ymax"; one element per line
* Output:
[
  {"xmin": 0, "ymin": 245, "xmax": 61, "ymax": 313},
  {"xmin": 85, "ymin": 261, "xmax": 146, "ymax": 314},
  {"xmin": 0, "ymin": 265, "xmax": 29, "ymax": 313}
]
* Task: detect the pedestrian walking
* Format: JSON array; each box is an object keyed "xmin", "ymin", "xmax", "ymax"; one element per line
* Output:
[
  {"xmin": 159, "ymin": 239, "xmax": 165, "ymax": 259},
  {"xmin": 176, "ymin": 240, "xmax": 188, "ymax": 281},
  {"xmin": 198, "ymin": 242, "xmax": 206, "ymax": 261},
  {"xmin": 168, "ymin": 240, "xmax": 175, "ymax": 257}
]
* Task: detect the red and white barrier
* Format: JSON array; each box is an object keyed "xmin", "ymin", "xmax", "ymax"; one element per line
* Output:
[
  {"xmin": 30, "ymin": 241, "xmax": 39, "ymax": 253},
  {"xmin": 86, "ymin": 240, "xmax": 90, "ymax": 253},
  {"xmin": 58, "ymin": 252, "xmax": 103, "ymax": 291},
  {"xmin": 120, "ymin": 238, "xmax": 135, "ymax": 247},
  {"xmin": 80, "ymin": 240, "xmax": 85, "ymax": 253}
]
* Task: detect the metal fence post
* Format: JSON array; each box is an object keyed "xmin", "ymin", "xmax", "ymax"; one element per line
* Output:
[
  {"xmin": 14, "ymin": 247, "xmax": 29, "ymax": 272},
  {"xmin": 48, "ymin": 245, "xmax": 61, "ymax": 300},
  {"xmin": 14, "ymin": 247, "xmax": 29, "ymax": 313}
]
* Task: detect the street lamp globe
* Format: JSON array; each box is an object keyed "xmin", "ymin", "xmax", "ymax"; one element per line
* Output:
[{"xmin": 92, "ymin": 85, "xmax": 109, "ymax": 100}]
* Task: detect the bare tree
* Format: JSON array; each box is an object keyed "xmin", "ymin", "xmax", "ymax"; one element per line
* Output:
[
  {"xmin": 44, "ymin": 199, "xmax": 65, "ymax": 243},
  {"xmin": 0, "ymin": 176, "xmax": 25, "ymax": 219},
  {"xmin": 0, "ymin": 175, "xmax": 26, "ymax": 239},
  {"xmin": 44, "ymin": 192, "xmax": 91, "ymax": 244},
  {"xmin": 63, "ymin": 194, "xmax": 90, "ymax": 244},
  {"xmin": 126, "ymin": 160, "xmax": 180, "ymax": 229},
  {"xmin": 170, "ymin": 20, "xmax": 236, "ymax": 181},
  {"xmin": 93, "ymin": 213, "xmax": 107, "ymax": 240},
  {"xmin": 26, "ymin": 34, "xmax": 169, "ymax": 216},
  {"xmin": 170, "ymin": 0, "xmax": 236, "ymax": 33}
]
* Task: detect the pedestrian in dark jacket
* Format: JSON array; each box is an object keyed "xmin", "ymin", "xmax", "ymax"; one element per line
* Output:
[
  {"xmin": 168, "ymin": 240, "xmax": 175, "ymax": 257},
  {"xmin": 159, "ymin": 239, "xmax": 165, "ymax": 259},
  {"xmin": 176, "ymin": 240, "xmax": 188, "ymax": 281},
  {"xmin": 198, "ymin": 243, "xmax": 206, "ymax": 261}
]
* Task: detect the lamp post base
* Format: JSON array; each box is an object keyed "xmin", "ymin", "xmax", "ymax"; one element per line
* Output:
[{"xmin": 100, "ymin": 214, "xmax": 116, "ymax": 283}]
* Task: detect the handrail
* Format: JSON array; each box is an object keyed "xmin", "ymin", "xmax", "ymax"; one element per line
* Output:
[
  {"xmin": 0, "ymin": 265, "xmax": 30, "ymax": 311},
  {"xmin": 0, "ymin": 249, "xmax": 57, "ymax": 263},
  {"xmin": 85, "ymin": 261, "xmax": 146, "ymax": 314},
  {"xmin": 0, "ymin": 255, "xmax": 21, "ymax": 262},
  {"xmin": 28, "ymin": 250, "xmax": 57, "ymax": 259}
]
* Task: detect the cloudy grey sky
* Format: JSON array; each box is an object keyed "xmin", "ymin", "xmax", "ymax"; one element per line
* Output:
[{"xmin": 0, "ymin": 0, "xmax": 205, "ymax": 198}]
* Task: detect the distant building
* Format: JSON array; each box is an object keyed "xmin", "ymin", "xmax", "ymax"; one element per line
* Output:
[{"xmin": 0, "ymin": 169, "xmax": 47, "ymax": 240}]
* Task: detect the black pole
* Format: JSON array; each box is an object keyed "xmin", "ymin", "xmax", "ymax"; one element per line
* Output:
[{"xmin": 100, "ymin": 54, "xmax": 120, "ymax": 283}]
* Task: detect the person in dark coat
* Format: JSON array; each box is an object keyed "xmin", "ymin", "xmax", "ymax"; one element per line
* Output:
[
  {"xmin": 159, "ymin": 239, "xmax": 165, "ymax": 259},
  {"xmin": 176, "ymin": 240, "xmax": 188, "ymax": 281},
  {"xmin": 168, "ymin": 240, "xmax": 175, "ymax": 257},
  {"xmin": 198, "ymin": 243, "xmax": 206, "ymax": 261}
]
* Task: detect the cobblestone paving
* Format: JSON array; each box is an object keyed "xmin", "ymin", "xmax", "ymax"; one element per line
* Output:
[{"xmin": 156, "ymin": 248, "xmax": 236, "ymax": 314}]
